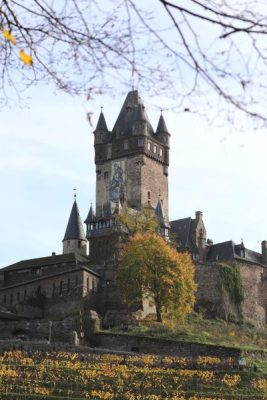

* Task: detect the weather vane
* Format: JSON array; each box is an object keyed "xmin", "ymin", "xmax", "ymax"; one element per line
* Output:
[{"xmin": 73, "ymin": 188, "xmax": 77, "ymax": 199}]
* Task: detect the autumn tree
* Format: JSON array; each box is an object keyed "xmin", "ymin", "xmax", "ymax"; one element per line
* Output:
[
  {"xmin": 117, "ymin": 232, "xmax": 196, "ymax": 323},
  {"xmin": 1, "ymin": 1, "xmax": 267, "ymax": 126},
  {"xmin": 116, "ymin": 206, "xmax": 159, "ymax": 237}
]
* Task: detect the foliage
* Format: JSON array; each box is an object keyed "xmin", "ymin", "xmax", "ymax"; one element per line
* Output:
[
  {"xmin": 1, "ymin": 1, "xmax": 267, "ymax": 125},
  {"xmin": 219, "ymin": 263, "xmax": 244, "ymax": 307},
  {"xmin": 0, "ymin": 350, "xmax": 266, "ymax": 399},
  {"xmin": 117, "ymin": 232, "xmax": 196, "ymax": 322},
  {"xmin": 116, "ymin": 206, "xmax": 159, "ymax": 237}
]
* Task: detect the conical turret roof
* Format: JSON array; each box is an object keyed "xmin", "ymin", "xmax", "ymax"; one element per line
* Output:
[
  {"xmin": 155, "ymin": 198, "xmax": 165, "ymax": 219},
  {"xmin": 94, "ymin": 110, "xmax": 108, "ymax": 132},
  {"xmin": 84, "ymin": 204, "xmax": 95, "ymax": 224},
  {"xmin": 63, "ymin": 200, "xmax": 86, "ymax": 241},
  {"xmin": 156, "ymin": 113, "xmax": 169, "ymax": 134},
  {"xmin": 112, "ymin": 90, "xmax": 154, "ymax": 137}
]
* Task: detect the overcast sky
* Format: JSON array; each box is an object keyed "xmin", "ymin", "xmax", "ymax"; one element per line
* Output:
[{"xmin": 1, "ymin": 82, "xmax": 267, "ymax": 268}]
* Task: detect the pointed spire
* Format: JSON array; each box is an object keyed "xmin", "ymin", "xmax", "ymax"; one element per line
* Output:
[
  {"xmin": 84, "ymin": 203, "xmax": 95, "ymax": 224},
  {"xmin": 112, "ymin": 90, "xmax": 154, "ymax": 137},
  {"xmin": 63, "ymin": 200, "xmax": 86, "ymax": 241},
  {"xmin": 94, "ymin": 109, "xmax": 108, "ymax": 132},
  {"xmin": 156, "ymin": 113, "xmax": 169, "ymax": 134},
  {"xmin": 155, "ymin": 198, "xmax": 165, "ymax": 219}
]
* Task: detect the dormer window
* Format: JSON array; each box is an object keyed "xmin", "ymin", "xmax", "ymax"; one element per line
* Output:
[{"xmin": 138, "ymin": 138, "xmax": 144, "ymax": 147}]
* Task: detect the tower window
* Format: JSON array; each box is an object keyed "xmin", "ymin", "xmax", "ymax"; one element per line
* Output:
[
  {"xmin": 67, "ymin": 278, "xmax": 71, "ymax": 293},
  {"xmin": 78, "ymin": 241, "xmax": 81, "ymax": 249},
  {"xmin": 138, "ymin": 138, "xmax": 144, "ymax": 147},
  {"xmin": 67, "ymin": 240, "xmax": 70, "ymax": 247},
  {"xmin": 75, "ymin": 276, "xmax": 78, "ymax": 287},
  {"xmin": 124, "ymin": 140, "xmax": 128, "ymax": 150},
  {"xmin": 148, "ymin": 142, "xmax": 151, "ymax": 151},
  {"xmin": 148, "ymin": 191, "xmax": 151, "ymax": 200},
  {"xmin": 87, "ymin": 277, "xmax": 89, "ymax": 292},
  {"xmin": 104, "ymin": 171, "xmax": 109, "ymax": 179},
  {"xmin": 153, "ymin": 145, "xmax": 157, "ymax": 154},
  {"xmin": 17, "ymin": 292, "xmax": 20, "ymax": 302},
  {"xmin": 4, "ymin": 295, "xmax": 6, "ymax": 304},
  {"xmin": 60, "ymin": 281, "xmax": 63, "ymax": 294},
  {"xmin": 24, "ymin": 290, "xmax": 27, "ymax": 299},
  {"xmin": 10, "ymin": 294, "xmax": 13, "ymax": 305},
  {"xmin": 159, "ymin": 148, "xmax": 163, "ymax": 157},
  {"xmin": 52, "ymin": 283, "xmax": 56, "ymax": 297}
]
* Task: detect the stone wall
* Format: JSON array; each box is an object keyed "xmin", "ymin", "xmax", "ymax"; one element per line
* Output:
[
  {"xmin": 195, "ymin": 262, "xmax": 266, "ymax": 324},
  {"xmin": 141, "ymin": 156, "xmax": 168, "ymax": 216},
  {"xmin": 95, "ymin": 332, "xmax": 241, "ymax": 360}
]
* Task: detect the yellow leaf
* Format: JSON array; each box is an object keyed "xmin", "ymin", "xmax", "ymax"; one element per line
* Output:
[
  {"xmin": 19, "ymin": 49, "xmax": 33, "ymax": 66},
  {"xmin": 2, "ymin": 30, "xmax": 16, "ymax": 45}
]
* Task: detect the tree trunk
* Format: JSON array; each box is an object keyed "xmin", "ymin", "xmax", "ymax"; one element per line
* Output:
[{"xmin": 156, "ymin": 306, "xmax": 162, "ymax": 322}]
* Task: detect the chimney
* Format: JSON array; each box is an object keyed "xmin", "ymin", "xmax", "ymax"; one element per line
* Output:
[
  {"xmin": 261, "ymin": 241, "xmax": 267, "ymax": 265},
  {"xmin": 195, "ymin": 211, "xmax": 203, "ymax": 221}
]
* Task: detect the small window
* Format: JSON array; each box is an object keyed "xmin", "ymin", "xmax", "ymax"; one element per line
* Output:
[
  {"xmin": 67, "ymin": 240, "xmax": 70, "ymax": 247},
  {"xmin": 90, "ymin": 223, "xmax": 94, "ymax": 230},
  {"xmin": 124, "ymin": 140, "xmax": 128, "ymax": 150},
  {"xmin": 52, "ymin": 283, "xmax": 56, "ymax": 297},
  {"xmin": 10, "ymin": 294, "xmax": 13, "ymax": 305},
  {"xmin": 17, "ymin": 292, "xmax": 20, "ymax": 302},
  {"xmin": 4, "ymin": 295, "xmax": 6, "ymax": 304},
  {"xmin": 78, "ymin": 241, "xmax": 81, "ymax": 249},
  {"xmin": 92, "ymin": 279, "xmax": 95, "ymax": 293},
  {"xmin": 67, "ymin": 278, "xmax": 71, "ymax": 293},
  {"xmin": 104, "ymin": 171, "xmax": 109, "ymax": 179},
  {"xmin": 75, "ymin": 276, "xmax": 78, "ymax": 287},
  {"xmin": 148, "ymin": 142, "xmax": 151, "ymax": 151},
  {"xmin": 138, "ymin": 138, "xmax": 144, "ymax": 147},
  {"xmin": 159, "ymin": 148, "xmax": 163, "ymax": 157},
  {"xmin": 87, "ymin": 277, "xmax": 89, "ymax": 292},
  {"xmin": 60, "ymin": 281, "xmax": 63, "ymax": 294},
  {"xmin": 153, "ymin": 145, "xmax": 157, "ymax": 154},
  {"xmin": 106, "ymin": 220, "xmax": 110, "ymax": 228},
  {"xmin": 148, "ymin": 191, "xmax": 151, "ymax": 200},
  {"xmin": 24, "ymin": 290, "xmax": 27, "ymax": 300}
]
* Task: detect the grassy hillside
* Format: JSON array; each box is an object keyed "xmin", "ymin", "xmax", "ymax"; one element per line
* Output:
[{"xmin": 115, "ymin": 312, "xmax": 267, "ymax": 351}]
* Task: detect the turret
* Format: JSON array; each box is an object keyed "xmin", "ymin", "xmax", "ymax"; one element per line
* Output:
[
  {"xmin": 84, "ymin": 203, "xmax": 95, "ymax": 234},
  {"xmin": 93, "ymin": 109, "xmax": 109, "ymax": 144},
  {"xmin": 62, "ymin": 198, "xmax": 87, "ymax": 256},
  {"xmin": 155, "ymin": 113, "xmax": 170, "ymax": 147},
  {"xmin": 155, "ymin": 197, "xmax": 170, "ymax": 239}
]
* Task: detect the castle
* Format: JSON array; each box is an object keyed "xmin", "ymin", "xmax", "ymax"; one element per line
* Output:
[{"xmin": 1, "ymin": 90, "xmax": 267, "ymax": 328}]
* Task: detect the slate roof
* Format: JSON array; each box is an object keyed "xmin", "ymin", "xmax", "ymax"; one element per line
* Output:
[
  {"xmin": 63, "ymin": 200, "xmax": 86, "ymax": 241},
  {"xmin": 156, "ymin": 114, "xmax": 168, "ymax": 134},
  {"xmin": 155, "ymin": 198, "xmax": 164, "ymax": 219},
  {"xmin": 170, "ymin": 217, "xmax": 196, "ymax": 249},
  {"xmin": 0, "ymin": 252, "xmax": 89, "ymax": 272},
  {"xmin": 94, "ymin": 110, "xmax": 109, "ymax": 132},
  {"xmin": 111, "ymin": 90, "xmax": 154, "ymax": 137},
  {"xmin": 84, "ymin": 204, "xmax": 95, "ymax": 224},
  {"xmin": 206, "ymin": 240, "xmax": 264, "ymax": 265}
]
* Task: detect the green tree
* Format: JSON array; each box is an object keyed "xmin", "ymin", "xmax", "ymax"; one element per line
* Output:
[{"xmin": 117, "ymin": 232, "xmax": 196, "ymax": 322}]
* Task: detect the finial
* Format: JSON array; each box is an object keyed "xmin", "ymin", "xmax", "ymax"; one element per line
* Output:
[
  {"xmin": 158, "ymin": 189, "xmax": 161, "ymax": 198},
  {"xmin": 73, "ymin": 188, "xmax": 77, "ymax": 199},
  {"xmin": 160, "ymin": 109, "xmax": 163, "ymax": 114},
  {"xmin": 100, "ymin": 105, "xmax": 103, "ymax": 112}
]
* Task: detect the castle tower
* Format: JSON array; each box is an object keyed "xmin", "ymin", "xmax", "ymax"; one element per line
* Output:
[
  {"xmin": 85, "ymin": 90, "xmax": 170, "ymax": 263},
  {"xmin": 63, "ymin": 198, "xmax": 87, "ymax": 256}
]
